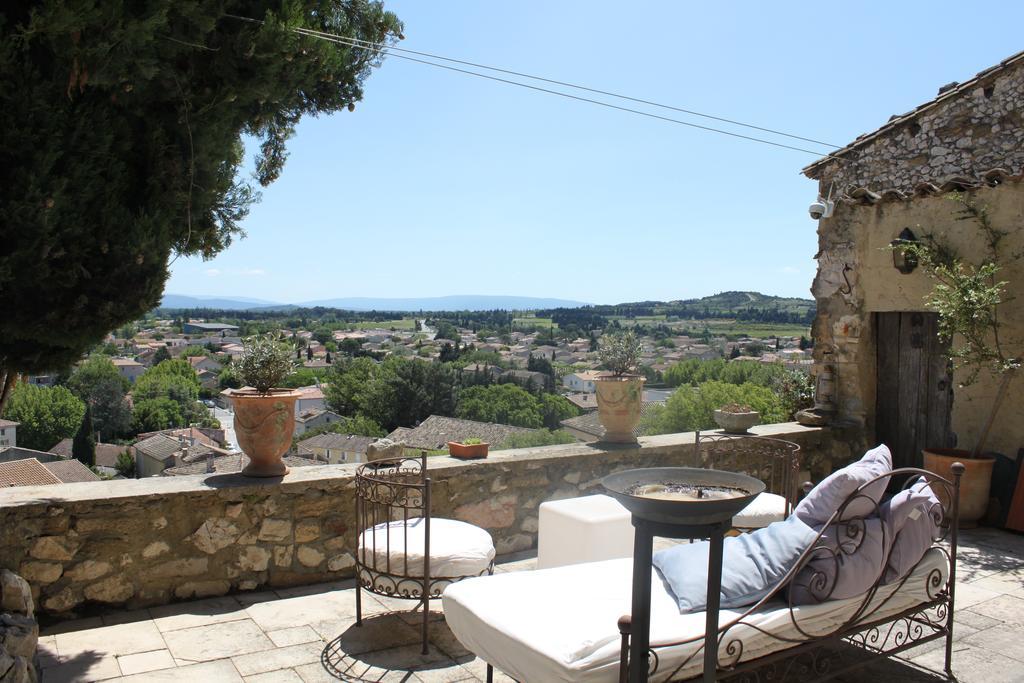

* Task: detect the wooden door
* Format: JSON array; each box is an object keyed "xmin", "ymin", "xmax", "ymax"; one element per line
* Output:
[{"xmin": 875, "ymin": 312, "xmax": 954, "ymax": 469}]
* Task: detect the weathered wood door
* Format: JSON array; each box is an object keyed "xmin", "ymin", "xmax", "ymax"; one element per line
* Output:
[{"xmin": 875, "ymin": 312, "xmax": 955, "ymax": 469}]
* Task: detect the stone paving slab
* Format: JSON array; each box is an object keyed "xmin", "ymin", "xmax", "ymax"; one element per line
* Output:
[{"xmin": 37, "ymin": 530, "xmax": 1024, "ymax": 683}]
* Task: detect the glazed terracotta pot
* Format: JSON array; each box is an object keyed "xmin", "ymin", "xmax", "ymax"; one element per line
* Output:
[
  {"xmin": 594, "ymin": 375, "xmax": 644, "ymax": 444},
  {"xmin": 447, "ymin": 442, "xmax": 489, "ymax": 459},
  {"xmin": 922, "ymin": 448, "xmax": 994, "ymax": 527},
  {"xmin": 713, "ymin": 409, "xmax": 760, "ymax": 434},
  {"xmin": 231, "ymin": 389, "xmax": 301, "ymax": 477}
]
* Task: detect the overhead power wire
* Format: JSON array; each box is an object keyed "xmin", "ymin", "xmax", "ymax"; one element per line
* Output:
[
  {"xmin": 297, "ymin": 25, "xmax": 841, "ymax": 150},
  {"xmin": 225, "ymin": 15, "xmax": 849, "ymax": 163}
]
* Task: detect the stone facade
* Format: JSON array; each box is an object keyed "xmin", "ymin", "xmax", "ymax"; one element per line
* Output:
[
  {"xmin": 805, "ymin": 52, "xmax": 1024, "ymax": 457},
  {"xmin": 804, "ymin": 51, "xmax": 1024, "ymax": 193},
  {"xmin": 0, "ymin": 570, "xmax": 38, "ymax": 683},
  {"xmin": 809, "ymin": 182, "xmax": 1024, "ymax": 457},
  {"xmin": 0, "ymin": 425, "xmax": 833, "ymax": 619}
]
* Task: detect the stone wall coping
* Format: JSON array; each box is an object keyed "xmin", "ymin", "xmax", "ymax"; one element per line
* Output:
[{"xmin": 0, "ymin": 422, "xmax": 823, "ymax": 509}]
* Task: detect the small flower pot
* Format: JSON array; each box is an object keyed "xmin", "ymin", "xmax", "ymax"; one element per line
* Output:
[
  {"xmin": 231, "ymin": 388, "xmax": 301, "ymax": 477},
  {"xmin": 713, "ymin": 409, "xmax": 760, "ymax": 434},
  {"xmin": 448, "ymin": 441, "xmax": 489, "ymax": 459}
]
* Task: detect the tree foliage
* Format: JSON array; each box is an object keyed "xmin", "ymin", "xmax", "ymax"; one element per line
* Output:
[
  {"xmin": 0, "ymin": 1, "xmax": 403, "ymax": 407},
  {"xmin": 2, "ymin": 383, "xmax": 85, "ymax": 451},
  {"xmin": 324, "ymin": 357, "xmax": 455, "ymax": 431},
  {"xmin": 72, "ymin": 405, "xmax": 96, "ymax": 467},
  {"xmin": 115, "ymin": 450, "xmax": 136, "ymax": 478},
  {"xmin": 132, "ymin": 358, "xmax": 210, "ymax": 430},
  {"xmin": 639, "ymin": 381, "xmax": 786, "ymax": 436},
  {"xmin": 494, "ymin": 429, "xmax": 577, "ymax": 450},
  {"xmin": 456, "ymin": 384, "xmax": 545, "ymax": 429},
  {"xmin": 67, "ymin": 356, "xmax": 132, "ymax": 439}
]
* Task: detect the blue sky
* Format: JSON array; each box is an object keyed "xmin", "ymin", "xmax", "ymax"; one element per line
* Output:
[{"xmin": 166, "ymin": 1, "xmax": 1024, "ymax": 305}]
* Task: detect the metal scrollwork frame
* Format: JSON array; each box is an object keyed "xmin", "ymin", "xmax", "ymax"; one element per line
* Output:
[
  {"xmin": 354, "ymin": 453, "xmax": 494, "ymax": 655},
  {"xmin": 695, "ymin": 433, "xmax": 802, "ymax": 528},
  {"xmin": 618, "ymin": 464, "xmax": 963, "ymax": 682}
]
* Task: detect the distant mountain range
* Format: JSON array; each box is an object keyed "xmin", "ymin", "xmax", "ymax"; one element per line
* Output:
[{"xmin": 159, "ymin": 293, "xmax": 589, "ymax": 312}]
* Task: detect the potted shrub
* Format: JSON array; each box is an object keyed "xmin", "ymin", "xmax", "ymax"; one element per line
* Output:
[
  {"xmin": 899, "ymin": 194, "xmax": 1021, "ymax": 525},
  {"xmin": 447, "ymin": 437, "xmax": 489, "ymax": 459},
  {"xmin": 713, "ymin": 403, "xmax": 760, "ymax": 434},
  {"xmin": 594, "ymin": 330, "xmax": 645, "ymax": 443},
  {"xmin": 232, "ymin": 336, "xmax": 300, "ymax": 477}
]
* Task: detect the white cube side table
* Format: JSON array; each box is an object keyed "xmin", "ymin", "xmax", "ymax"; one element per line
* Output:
[{"xmin": 537, "ymin": 494, "xmax": 634, "ymax": 569}]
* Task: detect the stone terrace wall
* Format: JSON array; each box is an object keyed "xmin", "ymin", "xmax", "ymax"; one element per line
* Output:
[
  {"xmin": 0, "ymin": 424, "xmax": 831, "ymax": 619},
  {"xmin": 806, "ymin": 54, "xmax": 1024, "ymax": 192}
]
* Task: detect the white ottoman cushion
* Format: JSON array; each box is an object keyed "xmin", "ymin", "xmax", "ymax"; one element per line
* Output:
[
  {"xmin": 733, "ymin": 492, "xmax": 788, "ymax": 529},
  {"xmin": 357, "ymin": 517, "xmax": 495, "ymax": 578},
  {"xmin": 538, "ymin": 494, "xmax": 633, "ymax": 569}
]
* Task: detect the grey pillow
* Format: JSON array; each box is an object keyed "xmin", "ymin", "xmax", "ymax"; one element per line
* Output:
[
  {"xmin": 788, "ymin": 518, "xmax": 890, "ymax": 605},
  {"xmin": 794, "ymin": 444, "xmax": 893, "ymax": 526},
  {"xmin": 653, "ymin": 516, "xmax": 818, "ymax": 614},
  {"xmin": 881, "ymin": 479, "xmax": 942, "ymax": 583}
]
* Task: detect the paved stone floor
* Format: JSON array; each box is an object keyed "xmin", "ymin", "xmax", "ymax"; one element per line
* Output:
[{"xmin": 37, "ymin": 528, "xmax": 1024, "ymax": 682}]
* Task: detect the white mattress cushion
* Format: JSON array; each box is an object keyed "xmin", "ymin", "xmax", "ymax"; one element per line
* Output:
[
  {"xmin": 443, "ymin": 548, "xmax": 948, "ymax": 683},
  {"xmin": 357, "ymin": 517, "xmax": 495, "ymax": 578},
  {"xmin": 733, "ymin": 491, "xmax": 787, "ymax": 528}
]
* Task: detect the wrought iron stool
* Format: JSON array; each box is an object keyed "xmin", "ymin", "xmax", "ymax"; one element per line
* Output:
[{"xmin": 354, "ymin": 453, "xmax": 495, "ymax": 654}]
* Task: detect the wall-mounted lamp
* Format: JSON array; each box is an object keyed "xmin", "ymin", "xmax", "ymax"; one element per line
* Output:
[{"xmin": 890, "ymin": 227, "xmax": 919, "ymax": 274}]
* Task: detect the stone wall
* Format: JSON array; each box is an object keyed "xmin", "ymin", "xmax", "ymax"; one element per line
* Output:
[
  {"xmin": 805, "ymin": 53, "xmax": 1024, "ymax": 193},
  {"xmin": 811, "ymin": 181, "xmax": 1024, "ymax": 457},
  {"xmin": 0, "ymin": 424, "xmax": 833, "ymax": 620},
  {"xmin": 0, "ymin": 570, "xmax": 38, "ymax": 683}
]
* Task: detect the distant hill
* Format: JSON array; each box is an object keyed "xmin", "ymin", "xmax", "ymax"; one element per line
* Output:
[
  {"xmin": 160, "ymin": 294, "xmax": 284, "ymax": 310},
  {"xmin": 295, "ymin": 295, "xmax": 590, "ymax": 311},
  {"xmin": 661, "ymin": 291, "xmax": 814, "ymax": 317},
  {"xmin": 536, "ymin": 291, "xmax": 815, "ymax": 327},
  {"xmin": 158, "ymin": 293, "xmax": 588, "ymax": 312}
]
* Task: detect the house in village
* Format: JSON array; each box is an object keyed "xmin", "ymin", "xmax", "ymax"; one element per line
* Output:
[
  {"xmin": 803, "ymin": 49, "xmax": 1024, "ymax": 467},
  {"xmin": 385, "ymin": 415, "xmax": 539, "ymax": 452},
  {"xmin": 0, "ymin": 457, "xmax": 100, "ymax": 487},
  {"xmin": 182, "ymin": 321, "xmax": 239, "ymax": 335},
  {"xmin": 188, "ymin": 355, "xmax": 222, "ymax": 374},
  {"xmin": 294, "ymin": 409, "xmax": 344, "ymax": 437},
  {"xmin": 293, "ymin": 385, "xmax": 326, "ymax": 417},
  {"xmin": 49, "ymin": 439, "xmax": 133, "ymax": 477},
  {"xmin": 0, "ymin": 419, "xmax": 18, "ymax": 448},
  {"xmin": 295, "ymin": 433, "xmax": 375, "ymax": 464},
  {"xmin": 562, "ymin": 370, "xmax": 604, "ymax": 393},
  {"xmin": 110, "ymin": 357, "xmax": 146, "ymax": 383}
]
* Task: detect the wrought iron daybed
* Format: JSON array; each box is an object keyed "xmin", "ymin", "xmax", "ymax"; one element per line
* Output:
[{"xmin": 442, "ymin": 464, "xmax": 963, "ymax": 682}]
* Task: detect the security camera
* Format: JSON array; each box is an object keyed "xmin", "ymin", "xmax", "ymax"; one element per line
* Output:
[{"xmin": 809, "ymin": 199, "xmax": 834, "ymax": 220}]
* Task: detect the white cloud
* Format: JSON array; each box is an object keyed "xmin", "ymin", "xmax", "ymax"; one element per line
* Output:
[
  {"xmin": 205, "ymin": 268, "xmax": 221, "ymax": 277},
  {"xmin": 778, "ymin": 266, "xmax": 801, "ymax": 274}
]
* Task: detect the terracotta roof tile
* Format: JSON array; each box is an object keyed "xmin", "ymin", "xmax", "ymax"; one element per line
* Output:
[
  {"xmin": 0, "ymin": 459, "xmax": 62, "ymax": 487},
  {"xmin": 42, "ymin": 459, "xmax": 101, "ymax": 483}
]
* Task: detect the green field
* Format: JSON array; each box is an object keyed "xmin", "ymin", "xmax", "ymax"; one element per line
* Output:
[
  {"xmin": 513, "ymin": 316, "xmax": 557, "ymax": 329},
  {"xmin": 349, "ymin": 318, "xmax": 416, "ymax": 330},
  {"xmin": 697, "ymin": 320, "xmax": 810, "ymax": 339}
]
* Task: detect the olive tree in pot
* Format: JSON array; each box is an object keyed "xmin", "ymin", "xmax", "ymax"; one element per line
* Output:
[
  {"xmin": 594, "ymin": 330, "xmax": 644, "ymax": 443},
  {"xmin": 898, "ymin": 194, "xmax": 1021, "ymax": 524},
  {"xmin": 233, "ymin": 336, "xmax": 300, "ymax": 477}
]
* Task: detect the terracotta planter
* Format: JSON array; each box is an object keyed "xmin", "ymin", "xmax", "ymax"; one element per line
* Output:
[
  {"xmin": 922, "ymin": 448, "xmax": 995, "ymax": 527},
  {"xmin": 231, "ymin": 389, "xmax": 301, "ymax": 477},
  {"xmin": 447, "ymin": 442, "xmax": 489, "ymax": 459},
  {"xmin": 713, "ymin": 409, "xmax": 760, "ymax": 434},
  {"xmin": 594, "ymin": 375, "xmax": 644, "ymax": 444}
]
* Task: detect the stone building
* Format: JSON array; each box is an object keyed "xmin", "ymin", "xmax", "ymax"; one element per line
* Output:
[{"xmin": 803, "ymin": 49, "xmax": 1024, "ymax": 466}]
